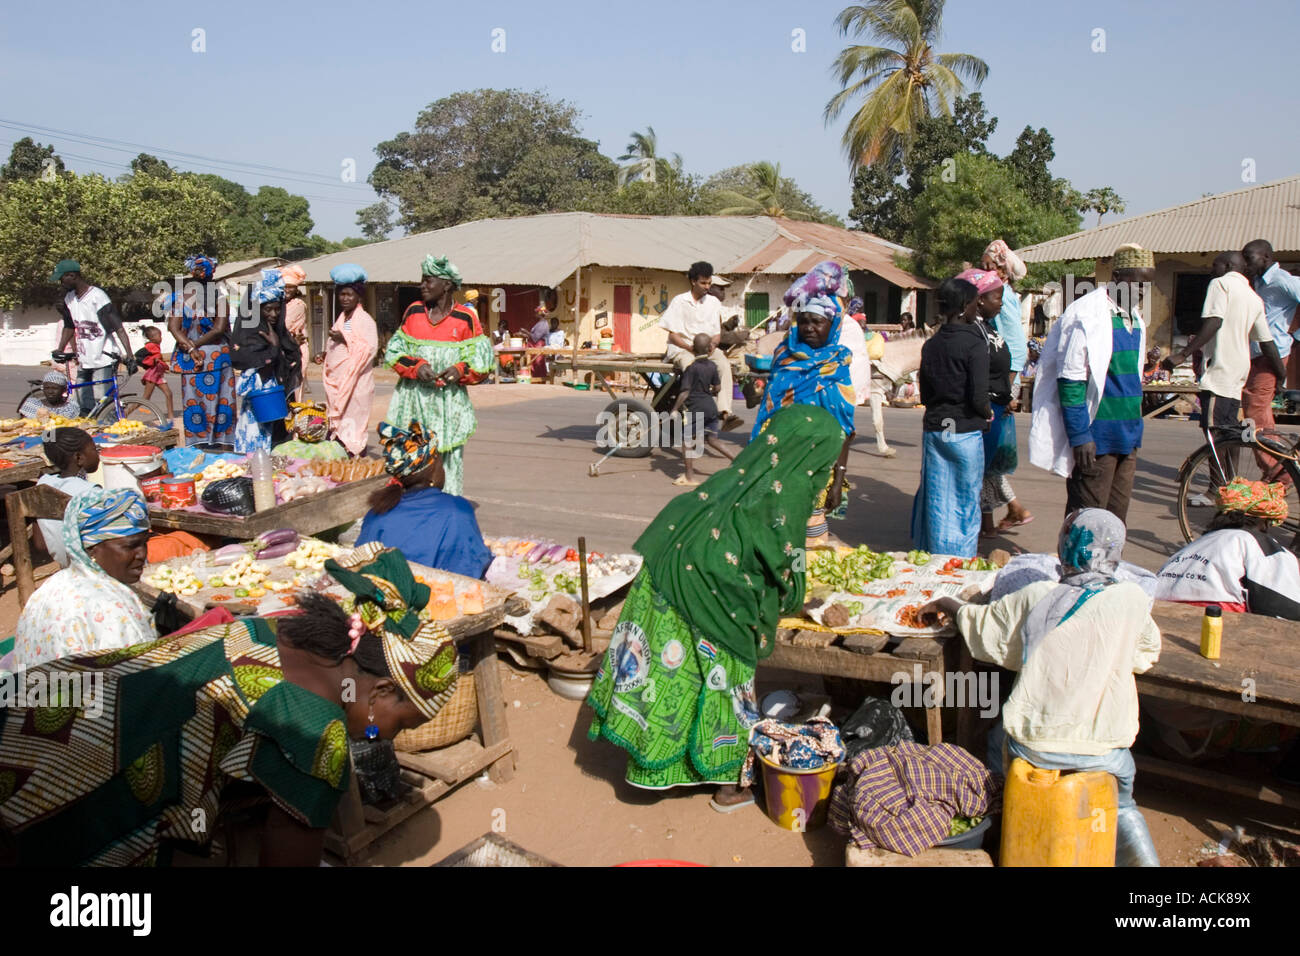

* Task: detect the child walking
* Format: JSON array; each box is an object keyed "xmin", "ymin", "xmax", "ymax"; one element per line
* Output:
[
  {"xmin": 138, "ymin": 325, "xmax": 176, "ymax": 419},
  {"xmin": 672, "ymin": 332, "xmax": 735, "ymax": 486}
]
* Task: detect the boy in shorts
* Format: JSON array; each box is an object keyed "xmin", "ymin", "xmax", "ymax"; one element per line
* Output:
[{"xmin": 672, "ymin": 332, "xmax": 735, "ymax": 486}]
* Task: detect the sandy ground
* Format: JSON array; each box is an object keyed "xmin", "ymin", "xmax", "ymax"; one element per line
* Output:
[{"xmin": 2, "ymin": 372, "xmax": 1298, "ymax": 866}]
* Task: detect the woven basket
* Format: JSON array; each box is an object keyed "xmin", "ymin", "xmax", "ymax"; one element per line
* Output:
[{"xmin": 394, "ymin": 652, "xmax": 479, "ymax": 753}]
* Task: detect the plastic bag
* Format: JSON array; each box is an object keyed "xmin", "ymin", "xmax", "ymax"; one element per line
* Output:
[
  {"xmin": 986, "ymin": 409, "xmax": 1018, "ymax": 475},
  {"xmin": 201, "ymin": 476, "xmax": 256, "ymax": 516},
  {"xmin": 841, "ymin": 696, "xmax": 915, "ymax": 759},
  {"xmin": 865, "ymin": 330, "xmax": 885, "ymax": 361}
]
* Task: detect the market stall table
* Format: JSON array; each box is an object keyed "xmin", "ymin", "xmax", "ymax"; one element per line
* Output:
[{"xmin": 1142, "ymin": 382, "xmax": 1201, "ymax": 418}]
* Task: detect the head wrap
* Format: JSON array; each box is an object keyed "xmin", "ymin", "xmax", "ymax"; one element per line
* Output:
[
  {"xmin": 329, "ymin": 263, "xmax": 367, "ymax": 292},
  {"xmin": 280, "ymin": 264, "xmax": 307, "ymax": 288},
  {"xmin": 982, "ymin": 239, "xmax": 1026, "ymax": 282},
  {"xmin": 184, "ymin": 255, "xmax": 218, "ymax": 280},
  {"xmin": 1113, "ymin": 243, "xmax": 1154, "ymax": 271},
  {"xmin": 463, "ymin": 289, "xmax": 480, "ymax": 301},
  {"xmin": 847, "ymin": 297, "xmax": 864, "ymax": 315},
  {"xmin": 63, "ymin": 487, "xmax": 150, "ymax": 572},
  {"xmin": 955, "ymin": 268, "xmax": 1004, "ymax": 297},
  {"xmin": 1058, "ymin": 508, "xmax": 1126, "ymax": 587},
  {"xmin": 378, "ymin": 420, "xmax": 440, "ymax": 480},
  {"xmin": 420, "ymin": 255, "xmax": 461, "ymax": 287},
  {"xmin": 534, "ymin": 305, "xmax": 550, "ymax": 318},
  {"xmin": 50, "ymin": 259, "xmax": 82, "ymax": 282},
  {"xmin": 324, "ymin": 543, "xmax": 460, "ymax": 721},
  {"xmin": 783, "ymin": 260, "xmax": 849, "ymax": 319},
  {"xmin": 253, "ymin": 268, "xmax": 286, "ymax": 304},
  {"xmin": 1217, "ymin": 477, "xmax": 1289, "ymax": 524},
  {"xmin": 43, "ymin": 370, "xmax": 70, "ymax": 387}
]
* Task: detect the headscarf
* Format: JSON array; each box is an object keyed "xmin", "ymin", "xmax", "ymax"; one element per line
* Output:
[
  {"xmin": 982, "ymin": 239, "xmax": 1026, "ymax": 282},
  {"xmin": 323, "ymin": 543, "xmax": 459, "ymax": 720},
  {"xmin": 378, "ymin": 420, "xmax": 440, "ymax": 480},
  {"xmin": 421, "ymin": 255, "xmax": 461, "ymax": 287},
  {"xmin": 638, "ymin": 406, "xmax": 844, "ymax": 667},
  {"xmin": 63, "ymin": 487, "xmax": 150, "ymax": 571},
  {"xmin": 184, "ymin": 255, "xmax": 218, "ymax": 280},
  {"xmin": 253, "ymin": 268, "xmax": 286, "ymax": 304},
  {"xmin": 330, "ymin": 263, "xmax": 367, "ymax": 293},
  {"xmin": 1217, "ymin": 477, "xmax": 1289, "ymax": 524},
  {"xmin": 847, "ymin": 297, "xmax": 864, "ymax": 315},
  {"xmin": 955, "ymin": 268, "xmax": 1003, "ymax": 297},
  {"xmin": 280, "ymin": 264, "xmax": 307, "ymax": 288},
  {"xmin": 753, "ymin": 263, "xmax": 856, "ymax": 438},
  {"xmin": 43, "ymin": 370, "xmax": 69, "ymax": 388},
  {"xmin": 1020, "ymin": 508, "xmax": 1131, "ymax": 658}
]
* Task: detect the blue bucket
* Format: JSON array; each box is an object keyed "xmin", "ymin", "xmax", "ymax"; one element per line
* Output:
[{"xmin": 248, "ymin": 384, "xmax": 289, "ymax": 423}]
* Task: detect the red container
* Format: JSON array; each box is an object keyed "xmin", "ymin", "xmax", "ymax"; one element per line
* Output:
[
  {"xmin": 140, "ymin": 473, "xmax": 171, "ymax": 503},
  {"xmin": 160, "ymin": 478, "xmax": 196, "ymax": 509}
]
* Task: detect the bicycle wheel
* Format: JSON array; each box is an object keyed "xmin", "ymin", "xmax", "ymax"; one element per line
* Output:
[
  {"xmin": 95, "ymin": 398, "xmax": 167, "ymax": 430},
  {"xmin": 1177, "ymin": 438, "xmax": 1300, "ymax": 548},
  {"xmin": 15, "ymin": 388, "xmax": 42, "ymax": 417}
]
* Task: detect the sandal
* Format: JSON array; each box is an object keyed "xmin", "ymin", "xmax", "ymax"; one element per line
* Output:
[
  {"xmin": 709, "ymin": 786, "xmax": 756, "ymax": 814},
  {"xmin": 996, "ymin": 514, "xmax": 1035, "ymax": 532},
  {"xmin": 672, "ymin": 476, "xmax": 700, "ymax": 487}
]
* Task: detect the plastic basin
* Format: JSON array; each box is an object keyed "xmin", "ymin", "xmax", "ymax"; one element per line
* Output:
[{"xmin": 936, "ymin": 815, "xmax": 992, "ymax": 850}]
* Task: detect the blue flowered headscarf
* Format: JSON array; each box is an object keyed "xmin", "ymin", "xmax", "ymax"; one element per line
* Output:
[
  {"xmin": 63, "ymin": 487, "xmax": 150, "ymax": 572},
  {"xmin": 184, "ymin": 255, "xmax": 218, "ymax": 280},
  {"xmin": 752, "ymin": 261, "xmax": 856, "ymax": 439},
  {"xmin": 253, "ymin": 268, "xmax": 286, "ymax": 304}
]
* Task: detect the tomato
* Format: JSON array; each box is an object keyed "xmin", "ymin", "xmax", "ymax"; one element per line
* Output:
[{"xmin": 564, "ymin": 549, "xmax": 578, "ymax": 562}]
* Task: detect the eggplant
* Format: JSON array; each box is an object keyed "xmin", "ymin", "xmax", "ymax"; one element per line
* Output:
[
  {"xmin": 211, "ymin": 544, "xmax": 248, "ymax": 566},
  {"xmin": 526, "ymin": 543, "xmax": 548, "ymax": 563},
  {"xmin": 545, "ymin": 545, "xmax": 568, "ymax": 563},
  {"xmin": 255, "ymin": 541, "xmax": 299, "ymax": 560},
  {"xmin": 253, "ymin": 529, "xmax": 299, "ymax": 555}
]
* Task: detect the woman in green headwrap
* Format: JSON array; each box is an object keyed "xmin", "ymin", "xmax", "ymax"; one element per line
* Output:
[
  {"xmin": 586, "ymin": 406, "xmax": 844, "ymax": 807},
  {"xmin": 385, "ymin": 255, "xmax": 496, "ymax": 495}
]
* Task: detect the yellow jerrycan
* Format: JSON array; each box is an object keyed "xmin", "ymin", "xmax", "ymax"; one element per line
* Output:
[{"xmin": 1000, "ymin": 758, "xmax": 1118, "ymax": 866}]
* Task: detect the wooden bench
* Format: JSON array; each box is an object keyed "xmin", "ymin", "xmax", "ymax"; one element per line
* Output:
[{"xmin": 3, "ymin": 482, "xmax": 72, "ymax": 605}]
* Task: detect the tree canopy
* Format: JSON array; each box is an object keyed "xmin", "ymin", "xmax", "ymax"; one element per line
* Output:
[
  {"xmin": 1, "ymin": 138, "xmax": 66, "ymax": 182},
  {"xmin": 701, "ymin": 162, "xmax": 843, "ymax": 225}
]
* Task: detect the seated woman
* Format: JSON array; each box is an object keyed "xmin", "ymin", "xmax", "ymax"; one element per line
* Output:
[
  {"xmin": 14, "ymin": 487, "xmax": 157, "ymax": 670},
  {"xmin": 0, "ymin": 544, "xmax": 459, "ymax": 866},
  {"xmin": 355, "ymin": 420, "xmax": 491, "ymax": 579},
  {"xmin": 19, "ymin": 370, "xmax": 80, "ymax": 420},
  {"xmin": 586, "ymin": 405, "xmax": 845, "ymax": 812},
  {"xmin": 921, "ymin": 508, "xmax": 1162, "ymax": 866},
  {"xmin": 31, "ymin": 427, "xmax": 100, "ymax": 567},
  {"xmin": 1154, "ymin": 477, "xmax": 1300, "ymax": 620}
]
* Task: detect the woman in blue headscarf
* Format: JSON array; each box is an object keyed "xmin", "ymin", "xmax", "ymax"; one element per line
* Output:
[
  {"xmin": 13, "ymin": 487, "xmax": 157, "ymax": 669},
  {"xmin": 231, "ymin": 269, "xmax": 302, "ymax": 454},
  {"xmin": 751, "ymin": 261, "xmax": 857, "ymax": 544},
  {"xmin": 167, "ymin": 254, "xmax": 235, "ymax": 445}
]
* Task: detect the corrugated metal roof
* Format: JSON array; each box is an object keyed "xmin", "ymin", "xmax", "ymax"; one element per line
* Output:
[
  {"xmin": 1017, "ymin": 175, "xmax": 1300, "ymax": 261},
  {"xmin": 214, "ymin": 257, "xmax": 284, "ymax": 280},
  {"xmin": 298, "ymin": 213, "xmax": 931, "ymax": 289}
]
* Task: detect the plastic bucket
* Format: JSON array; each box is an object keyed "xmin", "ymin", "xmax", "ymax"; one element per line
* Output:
[
  {"xmin": 99, "ymin": 445, "xmax": 163, "ymax": 494},
  {"xmin": 757, "ymin": 752, "xmax": 839, "ymax": 831},
  {"xmin": 248, "ymin": 384, "xmax": 289, "ymax": 423}
]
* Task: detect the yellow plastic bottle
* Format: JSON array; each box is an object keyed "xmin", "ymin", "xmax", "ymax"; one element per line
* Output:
[{"xmin": 1000, "ymin": 758, "xmax": 1118, "ymax": 866}]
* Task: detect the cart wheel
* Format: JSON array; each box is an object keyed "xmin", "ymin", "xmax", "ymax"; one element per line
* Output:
[{"xmin": 601, "ymin": 397, "xmax": 654, "ymax": 459}]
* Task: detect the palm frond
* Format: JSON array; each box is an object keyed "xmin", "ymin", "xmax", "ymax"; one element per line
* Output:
[{"xmin": 933, "ymin": 52, "xmax": 989, "ymax": 86}]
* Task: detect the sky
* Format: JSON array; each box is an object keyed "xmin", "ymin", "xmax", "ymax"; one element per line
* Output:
[{"xmin": 2, "ymin": 0, "xmax": 1296, "ymax": 241}]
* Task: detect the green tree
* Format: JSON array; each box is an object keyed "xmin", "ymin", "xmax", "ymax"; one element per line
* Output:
[
  {"xmin": 705, "ymin": 161, "xmax": 838, "ymax": 222},
  {"xmin": 370, "ymin": 89, "xmax": 618, "ymax": 231},
  {"xmin": 128, "ymin": 153, "xmax": 175, "ymax": 179},
  {"xmin": 247, "ymin": 186, "xmax": 314, "ymax": 255},
  {"xmin": 1, "ymin": 137, "xmax": 66, "ymax": 182},
  {"xmin": 1003, "ymin": 126, "xmax": 1081, "ymax": 219},
  {"xmin": 0, "ymin": 172, "xmax": 230, "ymax": 308},
  {"xmin": 1082, "ymin": 186, "xmax": 1126, "ymax": 225},
  {"xmin": 356, "ymin": 202, "xmax": 395, "ymax": 241},
  {"xmin": 910, "ymin": 152, "xmax": 1077, "ymax": 278},
  {"xmin": 825, "ymin": 0, "xmax": 988, "ymax": 172},
  {"xmin": 616, "ymin": 126, "xmax": 683, "ymax": 188},
  {"xmin": 597, "ymin": 168, "xmax": 703, "ymax": 217}
]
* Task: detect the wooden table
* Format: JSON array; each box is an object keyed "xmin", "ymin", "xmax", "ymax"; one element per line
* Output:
[
  {"xmin": 1142, "ymin": 382, "xmax": 1201, "ymax": 418},
  {"xmin": 0, "ymin": 455, "xmax": 51, "ymax": 485},
  {"xmin": 0, "ymin": 427, "xmax": 179, "ymax": 486},
  {"xmin": 762, "ymin": 627, "xmax": 956, "ymax": 745},
  {"xmin": 146, "ymin": 473, "xmax": 387, "ymax": 540}
]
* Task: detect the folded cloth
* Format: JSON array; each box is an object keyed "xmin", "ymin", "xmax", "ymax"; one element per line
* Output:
[
  {"xmin": 829, "ymin": 741, "xmax": 1000, "ymax": 856},
  {"xmin": 739, "ymin": 716, "xmax": 844, "ymax": 788}
]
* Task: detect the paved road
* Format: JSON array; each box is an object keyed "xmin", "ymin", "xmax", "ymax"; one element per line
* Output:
[{"xmin": 0, "ymin": 363, "xmax": 1208, "ymax": 571}]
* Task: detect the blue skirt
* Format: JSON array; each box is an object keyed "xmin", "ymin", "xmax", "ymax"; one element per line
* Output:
[{"xmin": 911, "ymin": 430, "xmax": 983, "ymax": 558}]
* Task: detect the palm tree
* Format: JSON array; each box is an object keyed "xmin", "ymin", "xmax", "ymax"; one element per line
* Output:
[
  {"xmin": 1084, "ymin": 186, "xmax": 1126, "ymax": 225},
  {"xmin": 825, "ymin": 0, "xmax": 988, "ymax": 173},
  {"xmin": 714, "ymin": 162, "xmax": 812, "ymax": 220},
  {"xmin": 617, "ymin": 127, "xmax": 683, "ymax": 188}
]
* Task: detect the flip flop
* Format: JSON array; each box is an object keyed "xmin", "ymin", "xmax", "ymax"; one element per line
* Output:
[
  {"xmin": 709, "ymin": 791, "xmax": 756, "ymax": 814},
  {"xmin": 672, "ymin": 476, "xmax": 700, "ymax": 487},
  {"xmin": 997, "ymin": 514, "xmax": 1035, "ymax": 532}
]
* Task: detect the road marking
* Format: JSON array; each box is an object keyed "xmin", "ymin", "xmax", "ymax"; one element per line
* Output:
[{"xmin": 471, "ymin": 496, "xmax": 654, "ymax": 524}]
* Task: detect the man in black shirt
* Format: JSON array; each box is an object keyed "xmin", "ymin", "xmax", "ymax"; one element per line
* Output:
[{"xmin": 671, "ymin": 333, "xmax": 735, "ymax": 485}]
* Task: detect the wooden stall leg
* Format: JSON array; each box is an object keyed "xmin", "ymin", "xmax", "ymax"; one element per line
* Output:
[
  {"xmin": 924, "ymin": 662, "xmax": 945, "ymax": 746},
  {"xmin": 955, "ymin": 644, "xmax": 975, "ymax": 751},
  {"xmin": 470, "ymin": 630, "xmax": 515, "ymax": 782}
]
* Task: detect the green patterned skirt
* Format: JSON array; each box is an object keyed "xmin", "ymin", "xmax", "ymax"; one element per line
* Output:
[{"xmin": 586, "ymin": 571, "xmax": 759, "ymax": 789}]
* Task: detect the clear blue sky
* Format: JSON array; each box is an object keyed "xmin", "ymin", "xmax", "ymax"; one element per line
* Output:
[{"xmin": 2, "ymin": 0, "xmax": 1296, "ymax": 240}]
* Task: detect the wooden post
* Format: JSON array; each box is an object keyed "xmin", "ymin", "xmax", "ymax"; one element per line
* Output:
[
  {"xmin": 570, "ymin": 266, "xmax": 581, "ymax": 376},
  {"xmin": 578, "ymin": 536, "xmax": 592, "ymax": 653}
]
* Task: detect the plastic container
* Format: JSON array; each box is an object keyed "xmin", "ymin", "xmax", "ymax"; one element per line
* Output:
[
  {"xmin": 99, "ymin": 445, "xmax": 163, "ymax": 494},
  {"xmin": 248, "ymin": 449, "xmax": 275, "ymax": 513},
  {"xmin": 1200, "ymin": 605, "xmax": 1222, "ymax": 659},
  {"xmin": 757, "ymin": 752, "xmax": 839, "ymax": 831},
  {"xmin": 744, "ymin": 353, "xmax": 774, "ymax": 372},
  {"xmin": 248, "ymin": 383, "xmax": 289, "ymax": 423},
  {"xmin": 936, "ymin": 815, "xmax": 992, "ymax": 850},
  {"xmin": 1000, "ymin": 757, "xmax": 1118, "ymax": 866}
]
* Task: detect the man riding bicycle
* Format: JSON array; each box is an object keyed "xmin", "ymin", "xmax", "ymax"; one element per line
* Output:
[{"xmin": 51, "ymin": 260, "xmax": 138, "ymax": 415}]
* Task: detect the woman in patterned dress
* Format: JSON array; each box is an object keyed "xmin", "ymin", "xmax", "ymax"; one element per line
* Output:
[
  {"xmin": 167, "ymin": 254, "xmax": 236, "ymax": 445},
  {"xmin": 0, "ymin": 545, "xmax": 458, "ymax": 867},
  {"xmin": 585, "ymin": 406, "xmax": 843, "ymax": 811},
  {"xmin": 385, "ymin": 255, "xmax": 494, "ymax": 495},
  {"xmin": 318, "ymin": 264, "xmax": 377, "ymax": 457}
]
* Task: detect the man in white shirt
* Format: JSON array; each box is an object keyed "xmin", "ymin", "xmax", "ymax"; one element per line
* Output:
[
  {"xmin": 1164, "ymin": 252, "xmax": 1280, "ymax": 469},
  {"xmin": 52, "ymin": 259, "xmax": 136, "ymax": 415},
  {"xmin": 661, "ymin": 261, "xmax": 742, "ymax": 430}
]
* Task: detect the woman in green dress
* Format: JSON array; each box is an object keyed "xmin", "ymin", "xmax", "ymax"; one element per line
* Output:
[
  {"xmin": 0, "ymin": 543, "xmax": 458, "ymax": 867},
  {"xmin": 586, "ymin": 405, "xmax": 844, "ymax": 809},
  {"xmin": 385, "ymin": 255, "xmax": 496, "ymax": 495}
]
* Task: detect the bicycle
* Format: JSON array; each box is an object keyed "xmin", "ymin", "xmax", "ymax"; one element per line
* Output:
[
  {"xmin": 1175, "ymin": 400, "xmax": 1300, "ymax": 552},
  {"xmin": 17, "ymin": 351, "xmax": 167, "ymax": 429}
]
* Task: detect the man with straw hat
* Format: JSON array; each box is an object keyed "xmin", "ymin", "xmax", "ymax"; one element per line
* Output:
[{"xmin": 1029, "ymin": 243, "xmax": 1155, "ymax": 521}]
